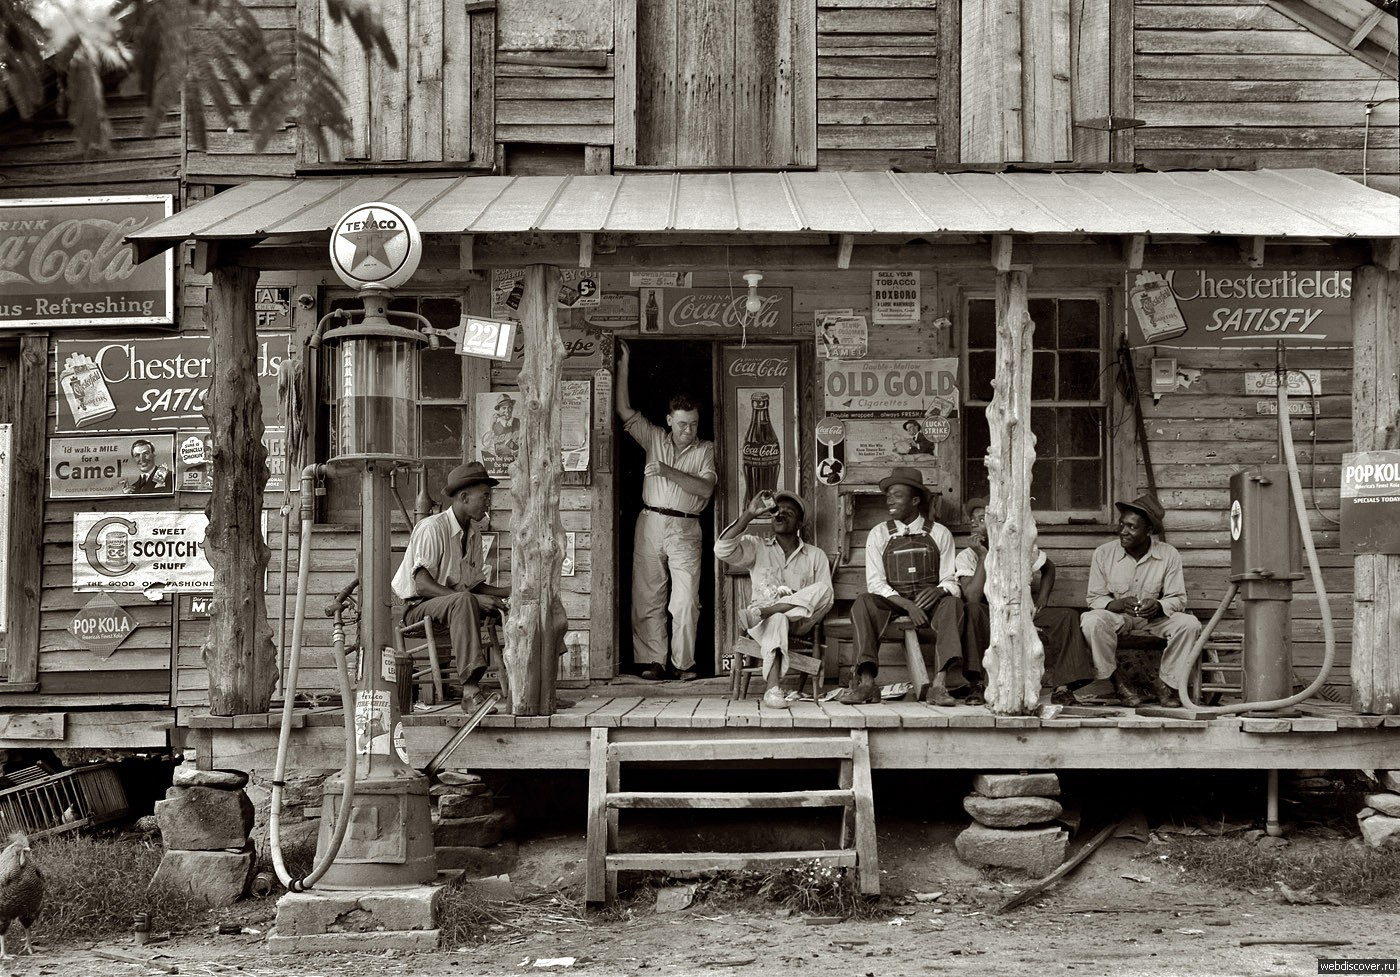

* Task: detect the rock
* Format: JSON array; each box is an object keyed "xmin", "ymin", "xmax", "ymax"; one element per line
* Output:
[
  {"xmin": 972, "ymin": 773, "xmax": 1060, "ymax": 799},
  {"xmin": 655, "ymin": 884, "xmax": 697, "ymax": 913},
  {"xmin": 275, "ymin": 886, "xmax": 442, "ymax": 936},
  {"xmin": 433, "ymin": 812, "xmax": 509, "ymax": 848},
  {"xmin": 435, "ymin": 771, "xmax": 483, "ymax": 787},
  {"xmin": 1359, "ymin": 814, "xmax": 1400, "ymax": 849},
  {"xmin": 435, "ymin": 840, "xmax": 519, "ymax": 877},
  {"xmin": 1364, "ymin": 793, "xmax": 1400, "ymax": 818},
  {"xmin": 172, "ymin": 763, "xmax": 249, "ymax": 789},
  {"xmin": 430, "ymin": 781, "xmax": 491, "ymax": 798},
  {"xmin": 150, "ymin": 847, "xmax": 255, "ymax": 907},
  {"xmin": 1358, "ymin": 807, "xmax": 1376, "ymax": 820},
  {"xmin": 439, "ymin": 792, "xmax": 494, "ymax": 820},
  {"xmin": 155, "ymin": 786, "xmax": 255, "ymax": 850},
  {"xmin": 964, "ymin": 794, "xmax": 1063, "ymax": 828},
  {"xmin": 954, "ymin": 823, "xmax": 1068, "ymax": 877},
  {"xmin": 1379, "ymin": 771, "xmax": 1400, "ymax": 794}
]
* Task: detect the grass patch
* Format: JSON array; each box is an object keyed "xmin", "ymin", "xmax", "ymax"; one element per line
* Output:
[
  {"xmin": 606, "ymin": 863, "xmax": 883, "ymax": 921},
  {"xmin": 1158, "ymin": 836, "xmax": 1400, "ymax": 905},
  {"xmin": 437, "ymin": 882, "xmax": 585, "ymax": 947},
  {"xmin": 36, "ymin": 833, "xmax": 212, "ymax": 943}
]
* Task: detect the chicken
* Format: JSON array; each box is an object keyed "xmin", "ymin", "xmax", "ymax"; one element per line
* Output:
[{"xmin": 0, "ymin": 833, "xmax": 43, "ymax": 958}]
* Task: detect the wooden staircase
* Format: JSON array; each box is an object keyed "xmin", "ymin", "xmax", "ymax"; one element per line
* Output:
[{"xmin": 585, "ymin": 728, "xmax": 879, "ymax": 905}]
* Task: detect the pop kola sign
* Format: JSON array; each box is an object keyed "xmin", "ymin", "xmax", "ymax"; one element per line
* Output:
[
  {"xmin": 68, "ymin": 593, "xmax": 137, "ymax": 658},
  {"xmin": 55, "ymin": 336, "xmax": 286, "ymax": 432},
  {"xmin": 1126, "ymin": 269, "xmax": 1351, "ymax": 348},
  {"xmin": 0, "ymin": 195, "xmax": 174, "ymax": 328},
  {"xmin": 72, "ymin": 511, "xmax": 213, "ymax": 593},
  {"xmin": 1340, "ymin": 450, "xmax": 1400, "ymax": 555}
]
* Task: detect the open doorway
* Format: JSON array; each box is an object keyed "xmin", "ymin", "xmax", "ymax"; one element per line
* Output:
[{"xmin": 617, "ymin": 339, "xmax": 717, "ymax": 676}]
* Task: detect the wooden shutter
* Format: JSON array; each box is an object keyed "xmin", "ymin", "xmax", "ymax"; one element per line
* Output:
[{"xmin": 298, "ymin": 0, "xmax": 495, "ymax": 166}]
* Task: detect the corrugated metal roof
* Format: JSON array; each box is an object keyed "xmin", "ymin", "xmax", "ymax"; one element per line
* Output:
[{"xmin": 129, "ymin": 169, "xmax": 1400, "ymax": 248}]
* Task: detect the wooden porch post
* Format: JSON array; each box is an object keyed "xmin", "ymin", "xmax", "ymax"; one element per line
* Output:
[
  {"xmin": 983, "ymin": 270, "xmax": 1043, "ymax": 714},
  {"xmin": 503, "ymin": 264, "xmax": 568, "ymax": 716},
  {"xmin": 202, "ymin": 264, "xmax": 277, "ymax": 716},
  {"xmin": 1351, "ymin": 263, "xmax": 1400, "ymax": 715}
]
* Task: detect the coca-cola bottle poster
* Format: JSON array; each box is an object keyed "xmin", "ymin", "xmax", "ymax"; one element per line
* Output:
[{"xmin": 721, "ymin": 346, "xmax": 798, "ymax": 524}]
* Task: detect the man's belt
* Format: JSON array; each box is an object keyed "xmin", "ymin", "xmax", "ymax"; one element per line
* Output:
[{"xmin": 643, "ymin": 503, "xmax": 700, "ymax": 520}]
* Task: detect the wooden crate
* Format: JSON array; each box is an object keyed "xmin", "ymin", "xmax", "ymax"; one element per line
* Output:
[{"xmin": 0, "ymin": 763, "xmax": 130, "ymax": 840}]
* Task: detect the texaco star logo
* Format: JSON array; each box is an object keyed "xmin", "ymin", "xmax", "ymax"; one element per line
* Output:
[
  {"xmin": 1229, "ymin": 500, "xmax": 1243, "ymax": 541},
  {"xmin": 329, "ymin": 202, "xmax": 423, "ymax": 290}
]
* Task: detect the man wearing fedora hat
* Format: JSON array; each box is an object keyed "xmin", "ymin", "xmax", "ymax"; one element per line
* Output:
[
  {"xmin": 840, "ymin": 466, "xmax": 964, "ymax": 706},
  {"xmin": 391, "ymin": 461, "xmax": 512, "ymax": 713},
  {"xmin": 715, "ymin": 490, "xmax": 834, "ymax": 709},
  {"xmin": 1080, "ymin": 493, "xmax": 1201, "ymax": 708}
]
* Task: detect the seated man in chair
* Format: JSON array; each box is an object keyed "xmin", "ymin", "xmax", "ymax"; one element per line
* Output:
[
  {"xmin": 841, "ymin": 467, "xmax": 963, "ymax": 706},
  {"xmin": 715, "ymin": 491, "xmax": 833, "ymax": 710},
  {"xmin": 391, "ymin": 461, "xmax": 511, "ymax": 713}
]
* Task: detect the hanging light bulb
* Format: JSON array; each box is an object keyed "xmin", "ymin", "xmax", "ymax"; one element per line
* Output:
[{"xmin": 742, "ymin": 270, "xmax": 764, "ymax": 315}]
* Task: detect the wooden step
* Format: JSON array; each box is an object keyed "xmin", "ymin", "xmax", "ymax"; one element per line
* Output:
[
  {"xmin": 608, "ymin": 789, "xmax": 854, "ymax": 810},
  {"xmin": 609, "ymin": 737, "xmax": 855, "ymax": 762},
  {"xmin": 607, "ymin": 850, "xmax": 859, "ymax": 871}
]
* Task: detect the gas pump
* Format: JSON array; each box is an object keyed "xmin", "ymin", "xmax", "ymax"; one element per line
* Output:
[{"xmin": 1228, "ymin": 467, "xmax": 1303, "ymax": 705}]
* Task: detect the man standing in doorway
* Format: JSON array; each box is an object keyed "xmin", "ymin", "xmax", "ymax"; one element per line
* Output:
[
  {"xmin": 1080, "ymin": 493, "xmax": 1201, "ymax": 708},
  {"xmin": 392, "ymin": 461, "xmax": 511, "ymax": 713},
  {"xmin": 615, "ymin": 340, "xmax": 717, "ymax": 680}
]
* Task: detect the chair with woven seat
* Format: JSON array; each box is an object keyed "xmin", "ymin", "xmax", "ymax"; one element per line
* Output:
[{"xmin": 393, "ymin": 603, "xmax": 508, "ymax": 709}]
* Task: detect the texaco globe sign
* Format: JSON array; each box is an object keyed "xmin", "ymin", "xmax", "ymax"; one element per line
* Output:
[{"xmin": 329, "ymin": 202, "xmax": 423, "ymax": 290}]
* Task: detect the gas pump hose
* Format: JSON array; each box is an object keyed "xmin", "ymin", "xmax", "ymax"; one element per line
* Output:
[
  {"xmin": 1179, "ymin": 376, "xmax": 1336, "ymax": 715},
  {"xmin": 268, "ymin": 464, "xmax": 359, "ymax": 891}
]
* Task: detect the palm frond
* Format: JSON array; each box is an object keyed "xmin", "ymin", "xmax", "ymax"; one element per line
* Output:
[
  {"xmin": 0, "ymin": 0, "xmax": 48, "ymax": 118},
  {"xmin": 325, "ymin": 0, "xmax": 398, "ymax": 69}
]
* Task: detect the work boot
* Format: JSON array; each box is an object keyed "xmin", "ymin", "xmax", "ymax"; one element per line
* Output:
[
  {"xmin": 1154, "ymin": 680, "xmax": 1182, "ymax": 708},
  {"xmin": 1112, "ymin": 672, "xmax": 1143, "ymax": 708},
  {"xmin": 839, "ymin": 674, "xmax": 880, "ymax": 705}
]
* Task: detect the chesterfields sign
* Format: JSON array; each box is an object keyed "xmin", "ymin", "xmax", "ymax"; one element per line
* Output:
[{"xmin": 0, "ymin": 195, "xmax": 174, "ymax": 328}]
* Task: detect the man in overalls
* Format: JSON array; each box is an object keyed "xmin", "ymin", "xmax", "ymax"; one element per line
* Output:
[{"xmin": 840, "ymin": 467, "xmax": 964, "ymax": 705}]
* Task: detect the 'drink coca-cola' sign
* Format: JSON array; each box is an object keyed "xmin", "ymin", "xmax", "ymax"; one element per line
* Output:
[
  {"xmin": 0, "ymin": 195, "xmax": 174, "ymax": 328},
  {"xmin": 638, "ymin": 288, "xmax": 793, "ymax": 336},
  {"xmin": 721, "ymin": 346, "xmax": 799, "ymax": 526}
]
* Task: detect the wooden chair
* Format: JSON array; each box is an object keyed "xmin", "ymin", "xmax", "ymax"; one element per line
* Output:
[
  {"xmin": 729, "ymin": 551, "xmax": 836, "ymax": 701},
  {"xmin": 393, "ymin": 602, "xmax": 509, "ymax": 708}
]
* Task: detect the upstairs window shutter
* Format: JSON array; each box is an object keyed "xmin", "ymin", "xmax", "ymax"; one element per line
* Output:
[
  {"xmin": 617, "ymin": 0, "xmax": 815, "ymax": 168},
  {"xmin": 299, "ymin": 0, "xmax": 495, "ymax": 166}
]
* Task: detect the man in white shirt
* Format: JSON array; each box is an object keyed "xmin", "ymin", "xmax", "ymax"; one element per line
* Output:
[
  {"xmin": 840, "ymin": 467, "xmax": 963, "ymax": 706},
  {"xmin": 615, "ymin": 340, "xmax": 717, "ymax": 681},
  {"xmin": 391, "ymin": 461, "xmax": 510, "ymax": 713},
  {"xmin": 715, "ymin": 491, "xmax": 833, "ymax": 709}
]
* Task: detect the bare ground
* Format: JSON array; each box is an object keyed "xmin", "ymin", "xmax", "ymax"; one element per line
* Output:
[{"xmin": 7, "ymin": 821, "xmax": 1397, "ymax": 977}]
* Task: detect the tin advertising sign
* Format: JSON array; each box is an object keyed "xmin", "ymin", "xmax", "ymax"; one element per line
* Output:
[
  {"xmin": 630, "ymin": 288, "xmax": 794, "ymax": 337},
  {"xmin": 1341, "ymin": 450, "xmax": 1400, "ymax": 555},
  {"xmin": 823, "ymin": 358, "xmax": 960, "ymax": 418},
  {"xmin": 72, "ymin": 511, "xmax": 213, "ymax": 592},
  {"xmin": 174, "ymin": 427, "xmax": 287, "ymax": 496},
  {"xmin": 54, "ymin": 335, "xmax": 288, "ymax": 432},
  {"xmin": 0, "ymin": 195, "xmax": 174, "ymax": 328},
  {"xmin": 1126, "ymin": 269, "xmax": 1351, "ymax": 348},
  {"xmin": 68, "ymin": 593, "xmax": 137, "ymax": 658},
  {"xmin": 49, "ymin": 433, "xmax": 176, "ymax": 499},
  {"xmin": 721, "ymin": 346, "xmax": 799, "ymax": 524}
]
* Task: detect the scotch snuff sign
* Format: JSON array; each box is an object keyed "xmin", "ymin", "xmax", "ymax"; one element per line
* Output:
[{"xmin": 329, "ymin": 202, "xmax": 422, "ymax": 290}]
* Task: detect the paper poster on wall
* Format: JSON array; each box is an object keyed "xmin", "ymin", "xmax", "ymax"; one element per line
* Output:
[
  {"xmin": 49, "ymin": 433, "xmax": 175, "ymax": 499},
  {"xmin": 480, "ymin": 532, "xmax": 499, "ymax": 585},
  {"xmin": 816, "ymin": 309, "xmax": 868, "ymax": 360},
  {"xmin": 0, "ymin": 424, "xmax": 9, "ymax": 630},
  {"xmin": 629, "ymin": 271, "xmax": 692, "ymax": 288},
  {"xmin": 842, "ymin": 417, "xmax": 945, "ymax": 466},
  {"xmin": 1341, "ymin": 450, "xmax": 1400, "ymax": 555},
  {"xmin": 476, "ymin": 392, "xmax": 522, "ymax": 477},
  {"xmin": 560, "ymin": 379, "xmax": 592, "ymax": 472},
  {"xmin": 823, "ymin": 358, "xmax": 960, "ymax": 418},
  {"xmin": 492, "ymin": 268, "xmax": 599, "ymax": 318},
  {"xmin": 872, "ymin": 270, "xmax": 920, "ymax": 325},
  {"xmin": 562, "ymin": 532, "xmax": 577, "ymax": 576},
  {"xmin": 72, "ymin": 510, "xmax": 215, "ymax": 593},
  {"xmin": 815, "ymin": 417, "xmax": 847, "ymax": 486},
  {"xmin": 174, "ymin": 427, "xmax": 287, "ymax": 496}
]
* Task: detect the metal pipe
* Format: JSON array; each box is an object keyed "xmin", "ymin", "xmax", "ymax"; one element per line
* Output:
[{"xmin": 1266, "ymin": 769, "xmax": 1282, "ymax": 837}]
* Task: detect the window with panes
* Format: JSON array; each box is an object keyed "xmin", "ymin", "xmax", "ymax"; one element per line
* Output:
[
  {"xmin": 319, "ymin": 294, "xmax": 471, "ymax": 522},
  {"xmin": 962, "ymin": 295, "xmax": 1108, "ymax": 517}
]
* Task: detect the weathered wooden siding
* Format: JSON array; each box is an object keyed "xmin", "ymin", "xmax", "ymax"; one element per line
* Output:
[
  {"xmin": 0, "ymin": 98, "xmax": 181, "ymax": 192},
  {"xmin": 816, "ymin": 0, "xmax": 941, "ymax": 170},
  {"xmin": 496, "ymin": 58, "xmax": 616, "ymax": 147},
  {"xmin": 1135, "ymin": 0, "xmax": 1400, "ymax": 195}
]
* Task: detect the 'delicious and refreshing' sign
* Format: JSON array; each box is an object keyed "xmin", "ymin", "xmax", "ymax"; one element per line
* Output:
[{"xmin": 0, "ymin": 195, "xmax": 174, "ymax": 328}]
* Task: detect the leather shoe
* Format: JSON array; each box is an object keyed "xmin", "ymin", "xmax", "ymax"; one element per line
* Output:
[
  {"xmin": 925, "ymin": 683, "xmax": 957, "ymax": 707},
  {"xmin": 638, "ymin": 665, "xmax": 666, "ymax": 681},
  {"xmin": 677, "ymin": 669, "xmax": 700, "ymax": 682},
  {"xmin": 962, "ymin": 683, "xmax": 986, "ymax": 707},
  {"xmin": 1154, "ymin": 682, "xmax": 1182, "ymax": 708},
  {"xmin": 838, "ymin": 680, "xmax": 881, "ymax": 705},
  {"xmin": 1050, "ymin": 686, "xmax": 1079, "ymax": 707},
  {"xmin": 1112, "ymin": 675, "xmax": 1143, "ymax": 708}
]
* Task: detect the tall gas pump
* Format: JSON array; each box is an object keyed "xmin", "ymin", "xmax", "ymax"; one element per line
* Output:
[
  {"xmin": 312, "ymin": 202, "xmax": 435, "ymax": 887},
  {"xmin": 1228, "ymin": 466, "xmax": 1303, "ymax": 705}
]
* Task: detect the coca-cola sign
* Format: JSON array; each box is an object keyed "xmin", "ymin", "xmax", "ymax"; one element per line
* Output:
[
  {"xmin": 657, "ymin": 288, "xmax": 793, "ymax": 336},
  {"xmin": 0, "ymin": 195, "xmax": 174, "ymax": 328},
  {"xmin": 727, "ymin": 356, "xmax": 791, "ymax": 379}
]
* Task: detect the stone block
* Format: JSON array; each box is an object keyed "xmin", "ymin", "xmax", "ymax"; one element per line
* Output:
[
  {"xmin": 436, "ymin": 771, "xmax": 483, "ymax": 787},
  {"xmin": 439, "ymin": 792, "xmax": 495, "ymax": 819},
  {"xmin": 155, "ymin": 785, "xmax": 255, "ymax": 850},
  {"xmin": 150, "ymin": 848, "xmax": 255, "ymax": 907},
  {"xmin": 267, "ymin": 930, "xmax": 440, "ymax": 953},
  {"xmin": 172, "ymin": 763, "xmax": 249, "ymax": 789},
  {"xmin": 954, "ymin": 823, "xmax": 1068, "ymax": 876},
  {"xmin": 434, "ymin": 812, "xmax": 508, "ymax": 848},
  {"xmin": 1365, "ymin": 792, "xmax": 1400, "ymax": 818},
  {"xmin": 1379, "ymin": 771, "xmax": 1400, "ymax": 794},
  {"xmin": 436, "ymin": 840, "xmax": 519, "ymax": 877},
  {"xmin": 275, "ymin": 885, "xmax": 442, "ymax": 937},
  {"xmin": 430, "ymin": 781, "xmax": 491, "ymax": 798},
  {"xmin": 971, "ymin": 773, "xmax": 1060, "ymax": 799},
  {"xmin": 964, "ymin": 794, "xmax": 1064, "ymax": 828},
  {"xmin": 1360, "ymin": 813, "xmax": 1400, "ymax": 849}
]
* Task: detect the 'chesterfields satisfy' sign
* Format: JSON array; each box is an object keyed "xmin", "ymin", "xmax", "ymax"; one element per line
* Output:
[
  {"xmin": 0, "ymin": 195, "xmax": 174, "ymax": 328},
  {"xmin": 1126, "ymin": 269, "xmax": 1351, "ymax": 348}
]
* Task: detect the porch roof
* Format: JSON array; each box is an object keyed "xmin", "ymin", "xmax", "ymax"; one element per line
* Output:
[{"xmin": 128, "ymin": 169, "xmax": 1400, "ymax": 255}]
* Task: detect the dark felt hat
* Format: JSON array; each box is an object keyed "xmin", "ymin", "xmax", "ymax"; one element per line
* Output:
[
  {"xmin": 1115, "ymin": 493, "xmax": 1165, "ymax": 534},
  {"xmin": 445, "ymin": 461, "xmax": 499, "ymax": 496},
  {"xmin": 773, "ymin": 490, "xmax": 807, "ymax": 522},
  {"xmin": 964, "ymin": 496, "xmax": 989, "ymax": 515},
  {"xmin": 878, "ymin": 466, "xmax": 931, "ymax": 503}
]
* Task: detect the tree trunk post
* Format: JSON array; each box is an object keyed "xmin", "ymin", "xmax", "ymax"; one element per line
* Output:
[
  {"xmin": 1351, "ymin": 263, "xmax": 1400, "ymax": 715},
  {"xmin": 503, "ymin": 264, "xmax": 568, "ymax": 716},
  {"xmin": 202, "ymin": 264, "xmax": 277, "ymax": 716},
  {"xmin": 983, "ymin": 270, "xmax": 1043, "ymax": 715}
]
